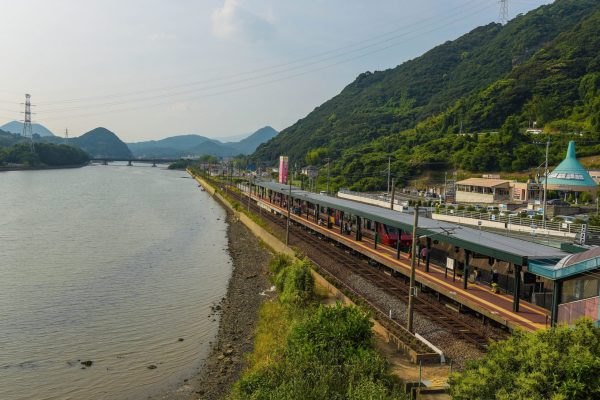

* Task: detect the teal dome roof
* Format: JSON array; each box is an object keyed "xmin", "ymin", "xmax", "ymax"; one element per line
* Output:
[{"xmin": 545, "ymin": 141, "xmax": 597, "ymax": 188}]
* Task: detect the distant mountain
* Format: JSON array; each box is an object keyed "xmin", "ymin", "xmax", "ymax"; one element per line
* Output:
[
  {"xmin": 128, "ymin": 134, "xmax": 218, "ymax": 157},
  {"xmin": 128, "ymin": 134, "xmax": 232, "ymax": 158},
  {"xmin": 1, "ymin": 121, "xmax": 55, "ymax": 137},
  {"xmin": 218, "ymin": 132, "xmax": 252, "ymax": 142},
  {"xmin": 127, "ymin": 126, "xmax": 278, "ymax": 158},
  {"xmin": 226, "ymin": 126, "xmax": 278, "ymax": 154},
  {"xmin": 70, "ymin": 127, "xmax": 132, "ymax": 158}
]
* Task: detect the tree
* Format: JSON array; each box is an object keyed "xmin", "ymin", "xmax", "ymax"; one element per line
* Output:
[{"xmin": 449, "ymin": 319, "xmax": 600, "ymax": 400}]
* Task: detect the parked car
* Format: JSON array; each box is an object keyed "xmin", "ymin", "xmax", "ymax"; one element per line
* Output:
[
  {"xmin": 547, "ymin": 199, "xmax": 570, "ymax": 206},
  {"xmin": 554, "ymin": 215, "xmax": 576, "ymax": 224}
]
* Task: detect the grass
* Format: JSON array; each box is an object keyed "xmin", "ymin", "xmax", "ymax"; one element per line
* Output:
[{"xmin": 242, "ymin": 301, "xmax": 294, "ymax": 372}]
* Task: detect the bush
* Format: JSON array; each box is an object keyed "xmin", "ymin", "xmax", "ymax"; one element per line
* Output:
[
  {"xmin": 449, "ymin": 319, "xmax": 600, "ymax": 400},
  {"xmin": 269, "ymin": 253, "xmax": 292, "ymax": 276},
  {"xmin": 277, "ymin": 260, "xmax": 315, "ymax": 305},
  {"xmin": 233, "ymin": 304, "xmax": 405, "ymax": 400}
]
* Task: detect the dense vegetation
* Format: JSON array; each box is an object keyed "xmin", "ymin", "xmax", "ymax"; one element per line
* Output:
[
  {"xmin": 449, "ymin": 319, "xmax": 600, "ymax": 400},
  {"xmin": 253, "ymin": 0, "xmax": 600, "ymax": 191},
  {"xmin": 0, "ymin": 142, "xmax": 89, "ymax": 167},
  {"xmin": 229, "ymin": 254, "xmax": 404, "ymax": 400},
  {"xmin": 168, "ymin": 155, "xmax": 219, "ymax": 170}
]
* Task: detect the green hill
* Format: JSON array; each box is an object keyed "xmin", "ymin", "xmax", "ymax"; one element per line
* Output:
[
  {"xmin": 253, "ymin": 0, "xmax": 600, "ymax": 191},
  {"xmin": 71, "ymin": 127, "xmax": 132, "ymax": 158}
]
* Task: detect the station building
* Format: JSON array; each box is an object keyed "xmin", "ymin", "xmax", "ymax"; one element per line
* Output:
[{"xmin": 253, "ymin": 180, "xmax": 600, "ymax": 329}]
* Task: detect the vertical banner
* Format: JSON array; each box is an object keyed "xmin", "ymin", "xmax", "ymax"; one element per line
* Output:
[{"xmin": 279, "ymin": 156, "xmax": 289, "ymax": 184}]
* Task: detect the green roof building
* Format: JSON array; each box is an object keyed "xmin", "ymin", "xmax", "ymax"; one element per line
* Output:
[{"xmin": 545, "ymin": 141, "xmax": 597, "ymax": 195}]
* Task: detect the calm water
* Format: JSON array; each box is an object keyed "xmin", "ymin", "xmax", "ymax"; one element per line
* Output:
[{"xmin": 0, "ymin": 164, "xmax": 232, "ymax": 400}]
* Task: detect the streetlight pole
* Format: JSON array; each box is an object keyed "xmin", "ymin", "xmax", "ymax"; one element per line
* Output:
[
  {"xmin": 407, "ymin": 205, "xmax": 419, "ymax": 333},
  {"xmin": 390, "ymin": 178, "xmax": 396, "ymax": 210},
  {"xmin": 542, "ymin": 139, "xmax": 550, "ymax": 229}
]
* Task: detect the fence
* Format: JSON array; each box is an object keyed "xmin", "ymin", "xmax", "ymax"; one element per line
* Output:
[
  {"xmin": 558, "ymin": 296, "xmax": 599, "ymax": 325},
  {"xmin": 433, "ymin": 208, "xmax": 600, "ymax": 245}
]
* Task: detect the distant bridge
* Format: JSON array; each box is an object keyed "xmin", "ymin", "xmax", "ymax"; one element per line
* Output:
[{"xmin": 90, "ymin": 158, "xmax": 183, "ymax": 167}]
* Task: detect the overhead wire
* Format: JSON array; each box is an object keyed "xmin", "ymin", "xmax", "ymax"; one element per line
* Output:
[
  {"xmin": 31, "ymin": 0, "xmax": 485, "ymax": 108},
  {"xmin": 38, "ymin": 2, "xmax": 496, "ymax": 123}
]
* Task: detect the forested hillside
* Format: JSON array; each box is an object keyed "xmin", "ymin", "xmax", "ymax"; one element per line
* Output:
[
  {"xmin": 253, "ymin": 0, "xmax": 600, "ymax": 191},
  {"xmin": 0, "ymin": 142, "xmax": 89, "ymax": 167}
]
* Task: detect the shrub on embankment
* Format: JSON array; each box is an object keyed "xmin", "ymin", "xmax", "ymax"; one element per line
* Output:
[
  {"xmin": 228, "ymin": 255, "xmax": 406, "ymax": 400},
  {"xmin": 449, "ymin": 318, "xmax": 600, "ymax": 400}
]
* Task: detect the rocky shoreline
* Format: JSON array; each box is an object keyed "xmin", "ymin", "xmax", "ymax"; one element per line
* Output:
[{"xmin": 158, "ymin": 212, "xmax": 273, "ymax": 400}]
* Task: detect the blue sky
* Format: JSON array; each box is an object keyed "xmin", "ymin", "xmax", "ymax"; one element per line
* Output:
[{"xmin": 0, "ymin": 0, "xmax": 551, "ymax": 141}]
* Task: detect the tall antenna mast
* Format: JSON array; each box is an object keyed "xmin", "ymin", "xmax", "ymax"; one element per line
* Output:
[
  {"xmin": 65, "ymin": 128, "xmax": 69, "ymax": 145},
  {"xmin": 499, "ymin": 0, "xmax": 509, "ymax": 25},
  {"xmin": 21, "ymin": 93, "xmax": 34, "ymax": 152}
]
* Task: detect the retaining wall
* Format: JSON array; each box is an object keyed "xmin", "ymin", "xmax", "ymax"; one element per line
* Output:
[{"xmin": 189, "ymin": 170, "xmax": 440, "ymax": 363}]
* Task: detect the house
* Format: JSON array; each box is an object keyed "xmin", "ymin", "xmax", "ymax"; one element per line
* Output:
[{"xmin": 456, "ymin": 178, "xmax": 511, "ymax": 203}]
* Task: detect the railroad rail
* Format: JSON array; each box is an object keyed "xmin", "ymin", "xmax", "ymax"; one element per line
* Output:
[{"xmin": 207, "ymin": 178, "xmax": 500, "ymax": 356}]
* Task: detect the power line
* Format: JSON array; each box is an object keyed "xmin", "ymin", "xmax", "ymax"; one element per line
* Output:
[
  {"xmin": 38, "ymin": 2, "xmax": 496, "ymax": 123},
  {"xmin": 29, "ymin": 0, "xmax": 484, "ymax": 108}
]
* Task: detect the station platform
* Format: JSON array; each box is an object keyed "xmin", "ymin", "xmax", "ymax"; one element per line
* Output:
[{"xmin": 255, "ymin": 195, "xmax": 550, "ymax": 332}]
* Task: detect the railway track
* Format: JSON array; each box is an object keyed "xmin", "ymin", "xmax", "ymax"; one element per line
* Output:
[{"xmin": 211, "ymin": 180, "xmax": 499, "ymax": 353}]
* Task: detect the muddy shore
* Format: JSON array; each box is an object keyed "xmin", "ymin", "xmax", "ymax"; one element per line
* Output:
[{"xmin": 157, "ymin": 212, "xmax": 273, "ymax": 400}]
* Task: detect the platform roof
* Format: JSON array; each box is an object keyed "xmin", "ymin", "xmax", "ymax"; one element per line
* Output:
[
  {"xmin": 529, "ymin": 247, "xmax": 600, "ymax": 281},
  {"xmin": 258, "ymin": 180, "xmax": 567, "ymax": 266}
]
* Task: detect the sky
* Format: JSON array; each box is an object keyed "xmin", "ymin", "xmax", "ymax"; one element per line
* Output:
[{"xmin": 0, "ymin": 0, "xmax": 552, "ymax": 142}]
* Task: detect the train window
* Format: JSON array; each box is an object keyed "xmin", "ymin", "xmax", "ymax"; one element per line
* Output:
[{"xmin": 385, "ymin": 225, "xmax": 398, "ymax": 234}]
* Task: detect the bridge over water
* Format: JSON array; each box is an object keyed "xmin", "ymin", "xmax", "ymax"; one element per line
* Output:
[{"xmin": 90, "ymin": 158, "xmax": 182, "ymax": 167}]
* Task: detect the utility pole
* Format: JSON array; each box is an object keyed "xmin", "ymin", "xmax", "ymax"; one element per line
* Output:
[
  {"xmin": 387, "ymin": 156, "xmax": 391, "ymax": 195},
  {"xmin": 444, "ymin": 171, "xmax": 447, "ymax": 201},
  {"xmin": 407, "ymin": 205, "xmax": 419, "ymax": 333},
  {"xmin": 247, "ymin": 177, "xmax": 252, "ymax": 212},
  {"xmin": 21, "ymin": 94, "xmax": 34, "ymax": 152},
  {"xmin": 325, "ymin": 157, "xmax": 331, "ymax": 194},
  {"xmin": 390, "ymin": 178, "xmax": 396, "ymax": 210},
  {"xmin": 286, "ymin": 168, "xmax": 292, "ymax": 246},
  {"xmin": 542, "ymin": 139, "xmax": 550, "ymax": 229}
]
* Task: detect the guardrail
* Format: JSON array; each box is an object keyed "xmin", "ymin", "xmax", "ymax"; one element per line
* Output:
[{"xmin": 433, "ymin": 208, "xmax": 600, "ymax": 244}]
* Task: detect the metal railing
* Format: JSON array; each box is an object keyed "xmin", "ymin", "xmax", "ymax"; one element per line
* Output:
[{"xmin": 433, "ymin": 208, "xmax": 600, "ymax": 244}]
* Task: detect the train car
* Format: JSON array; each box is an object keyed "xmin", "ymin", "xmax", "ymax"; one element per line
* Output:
[
  {"xmin": 377, "ymin": 223, "xmax": 399, "ymax": 246},
  {"xmin": 359, "ymin": 219, "xmax": 400, "ymax": 247}
]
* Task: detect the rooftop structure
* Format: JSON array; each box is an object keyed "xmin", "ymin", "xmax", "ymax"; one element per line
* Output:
[
  {"xmin": 455, "ymin": 178, "xmax": 511, "ymax": 204},
  {"xmin": 258, "ymin": 181, "xmax": 566, "ymax": 266},
  {"xmin": 545, "ymin": 141, "xmax": 598, "ymax": 193}
]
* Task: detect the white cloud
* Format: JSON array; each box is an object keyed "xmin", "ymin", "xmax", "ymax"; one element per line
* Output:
[{"xmin": 211, "ymin": 0, "xmax": 274, "ymax": 42}]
